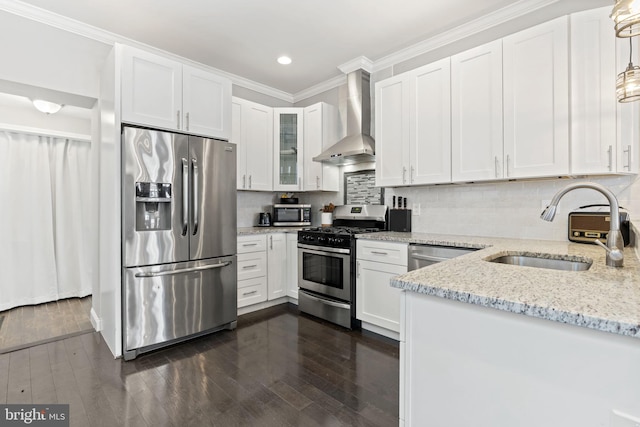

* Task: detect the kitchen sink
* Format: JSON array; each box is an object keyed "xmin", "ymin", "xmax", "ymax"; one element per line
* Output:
[{"xmin": 486, "ymin": 253, "xmax": 592, "ymax": 271}]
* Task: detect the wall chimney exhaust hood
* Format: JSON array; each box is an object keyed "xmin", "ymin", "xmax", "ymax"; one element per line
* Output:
[{"xmin": 313, "ymin": 69, "xmax": 375, "ymax": 165}]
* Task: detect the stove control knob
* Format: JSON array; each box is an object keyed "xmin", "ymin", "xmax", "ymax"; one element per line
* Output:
[{"xmin": 318, "ymin": 236, "xmax": 327, "ymax": 244}]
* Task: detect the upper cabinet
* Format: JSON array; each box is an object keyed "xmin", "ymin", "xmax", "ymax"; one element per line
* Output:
[
  {"xmin": 451, "ymin": 40, "xmax": 503, "ymax": 182},
  {"xmin": 571, "ymin": 7, "xmax": 640, "ymax": 175},
  {"xmin": 120, "ymin": 45, "xmax": 231, "ymax": 140},
  {"xmin": 274, "ymin": 108, "xmax": 304, "ymax": 191},
  {"xmin": 232, "ymin": 97, "xmax": 273, "ymax": 191},
  {"xmin": 375, "ymin": 58, "xmax": 451, "ymax": 187},
  {"xmin": 503, "ymin": 17, "xmax": 569, "ymax": 179},
  {"xmin": 303, "ymin": 103, "xmax": 339, "ymax": 191}
]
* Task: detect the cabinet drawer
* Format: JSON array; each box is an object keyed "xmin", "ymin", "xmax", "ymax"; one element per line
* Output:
[
  {"xmin": 237, "ymin": 235, "xmax": 267, "ymax": 253},
  {"xmin": 237, "ymin": 252, "xmax": 267, "ymax": 281},
  {"xmin": 238, "ymin": 277, "xmax": 267, "ymax": 307},
  {"xmin": 357, "ymin": 240, "xmax": 408, "ymax": 266}
]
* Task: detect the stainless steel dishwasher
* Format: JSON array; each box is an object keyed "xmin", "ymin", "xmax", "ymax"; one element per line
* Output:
[{"xmin": 408, "ymin": 244, "xmax": 479, "ymax": 271}]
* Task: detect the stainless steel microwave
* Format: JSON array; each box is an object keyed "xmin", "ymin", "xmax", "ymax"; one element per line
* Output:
[{"xmin": 272, "ymin": 204, "xmax": 311, "ymax": 226}]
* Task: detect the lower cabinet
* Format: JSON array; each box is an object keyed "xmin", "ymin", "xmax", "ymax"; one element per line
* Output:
[
  {"xmin": 356, "ymin": 240, "xmax": 408, "ymax": 338},
  {"xmin": 237, "ymin": 232, "xmax": 299, "ymax": 310}
]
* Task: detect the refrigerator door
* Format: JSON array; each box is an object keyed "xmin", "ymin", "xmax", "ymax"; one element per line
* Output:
[
  {"xmin": 122, "ymin": 127, "xmax": 190, "ymax": 267},
  {"xmin": 123, "ymin": 255, "xmax": 237, "ymax": 356},
  {"xmin": 189, "ymin": 137, "xmax": 237, "ymax": 260}
]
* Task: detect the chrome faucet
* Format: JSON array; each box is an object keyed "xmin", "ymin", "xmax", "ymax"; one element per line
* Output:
[{"xmin": 540, "ymin": 182, "xmax": 624, "ymax": 267}]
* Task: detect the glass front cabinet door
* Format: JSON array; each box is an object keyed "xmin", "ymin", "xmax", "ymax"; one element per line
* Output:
[{"xmin": 274, "ymin": 108, "xmax": 304, "ymax": 191}]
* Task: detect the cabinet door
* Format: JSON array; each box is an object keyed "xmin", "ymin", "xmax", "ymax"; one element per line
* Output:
[
  {"xmin": 452, "ymin": 40, "xmax": 504, "ymax": 182},
  {"xmin": 267, "ymin": 233, "xmax": 287, "ymax": 300},
  {"xmin": 356, "ymin": 259, "xmax": 406, "ymax": 333},
  {"xmin": 503, "ymin": 17, "xmax": 569, "ymax": 178},
  {"xmin": 121, "ymin": 45, "xmax": 182, "ymax": 131},
  {"xmin": 286, "ymin": 233, "xmax": 299, "ymax": 299},
  {"xmin": 411, "ymin": 58, "xmax": 452, "ymax": 185},
  {"xmin": 303, "ymin": 103, "xmax": 339, "ymax": 191},
  {"xmin": 375, "ymin": 74, "xmax": 411, "ymax": 186},
  {"xmin": 183, "ymin": 65, "xmax": 231, "ymax": 140},
  {"xmin": 616, "ymin": 37, "xmax": 640, "ymax": 174},
  {"xmin": 274, "ymin": 108, "xmax": 304, "ymax": 191},
  {"xmin": 570, "ymin": 7, "xmax": 617, "ymax": 175},
  {"xmin": 241, "ymin": 99, "xmax": 273, "ymax": 191}
]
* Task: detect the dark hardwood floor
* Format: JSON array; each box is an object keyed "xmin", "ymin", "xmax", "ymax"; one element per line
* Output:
[{"xmin": 0, "ymin": 303, "xmax": 399, "ymax": 426}]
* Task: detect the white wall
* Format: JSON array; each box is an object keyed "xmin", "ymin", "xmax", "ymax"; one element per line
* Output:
[{"xmin": 386, "ymin": 175, "xmax": 640, "ymax": 241}]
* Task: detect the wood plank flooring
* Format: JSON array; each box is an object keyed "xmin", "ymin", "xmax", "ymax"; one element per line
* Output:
[
  {"xmin": 0, "ymin": 297, "xmax": 93, "ymax": 353},
  {"xmin": 0, "ymin": 303, "xmax": 399, "ymax": 426}
]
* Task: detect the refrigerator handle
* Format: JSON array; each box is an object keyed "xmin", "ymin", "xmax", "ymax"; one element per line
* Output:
[
  {"xmin": 192, "ymin": 157, "xmax": 199, "ymax": 236},
  {"xmin": 181, "ymin": 158, "xmax": 188, "ymax": 236},
  {"xmin": 134, "ymin": 261, "xmax": 232, "ymax": 278}
]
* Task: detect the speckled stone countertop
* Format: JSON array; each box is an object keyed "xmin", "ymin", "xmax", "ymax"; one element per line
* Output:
[
  {"xmin": 238, "ymin": 226, "xmax": 303, "ymax": 235},
  {"xmin": 358, "ymin": 232, "xmax": 640, "ymax": 339}
]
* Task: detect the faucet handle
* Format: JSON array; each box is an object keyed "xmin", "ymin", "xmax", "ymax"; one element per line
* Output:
[{"xmin": 593, "ymin": 239, "xmax": 624, "ymax": 264}]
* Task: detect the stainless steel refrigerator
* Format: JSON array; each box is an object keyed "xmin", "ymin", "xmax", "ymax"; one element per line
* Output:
[{"xmin": 121, "ymin": 126, "xmax": 237, "ymax": 360}]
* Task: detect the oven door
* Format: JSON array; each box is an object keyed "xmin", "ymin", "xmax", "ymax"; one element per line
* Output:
[{"xmin": 298, "ymin": 243, "xmax": 351, "ymax": 302}]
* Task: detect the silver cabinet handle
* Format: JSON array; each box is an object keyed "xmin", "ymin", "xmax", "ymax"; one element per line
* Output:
[
  {"xmin": 357, "ymin": 261, "xmax": 361, "ymax": 278},
  {"xmin": 402, "ymin": 166, "xmax": 407, "ymax": 184},
  {"xmin": 191, "ymin": 158, "xmax": 199, "ymax": 236},
  {"xmin": 186, "ymin": 112, "xmax": 190, "ymax": 131},
  {"xmin": 410, "ymin": 166, "xmax": 415, "ymax": 183},
  {"xmin": 316, "ymin": 176, "xmax": 320, "ymax": 189},
  {"xmin": 135, "ymin": 261, "xmax": 231, "ymax": 278},
  {"xmin": 607, "ymin": 145, "xmax": 613, "ymax": 171},
  {"xmin": 494, "ymin": 156, "xmax": 499, "ymax": 178},
  {"xmin": 242, "ymin": 264, "xmax": 258, "ymax": 269},
  {"xmin": 177, "ymin": 110, "xmax": 181, "ymax": 129},
  {"xmin": 181, "ymin": 158, "xmax": 188, "ymax": 236},
  {"xmin": 506, "ymin": 154, "xmax": 511, "ymax": 177},
  {"xmin": 624, "ymin": 145, "xmax": 632, "ymax": 170},
  {"xmin": 269, "ymin": 235, "xmax": 273, "ymax": 250},
  {"xmin": 242, "ymin": 290, "xmax": 258, "ymax": 297},
  {"xmin": 370, "ymin": 251, "xmax": 389, "ymax": 255},
  {"xmin": 242, "ymin": 174, "xmax": 246, "ymax": 189},
  {"xmin": 242, "ymin": 243, "xmax": 258, "ymax": 247},
  {"xmin": 249, "ymin": 175, "xmax": 252, "ymax": 189}
]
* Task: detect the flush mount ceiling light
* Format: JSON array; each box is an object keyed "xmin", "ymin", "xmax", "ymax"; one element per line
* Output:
[
  {"xmin": 617, "ymin": 38, "xmax": 640, "ymax": 102},
  {"xmin": 611, "ymin": 0, "xmax": 640, "ymax": 37},
  {"xmin": 32, "ymin": 99, "xmax": 63, "ymax": 114},
  {"xmin": 277, "ymin": 56, "xmax": 292, "ymax": 65}
]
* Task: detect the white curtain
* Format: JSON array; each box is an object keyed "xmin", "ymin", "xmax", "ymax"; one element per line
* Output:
[{"xmin": 0, "ymin": 130, "xmax": 93, "ymax": 311}]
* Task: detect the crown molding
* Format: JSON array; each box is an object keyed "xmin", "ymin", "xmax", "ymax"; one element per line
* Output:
[
  {"xmin": 338, "ymin": 56, "xmax": 374, "ymax": 74},
  {"xmin": 372, "ymin": 0, "xmax": 560, "ymax": 72},
  {"xmin": 292, "ymin": 74, "xmax": 346, "ymax": 103}
]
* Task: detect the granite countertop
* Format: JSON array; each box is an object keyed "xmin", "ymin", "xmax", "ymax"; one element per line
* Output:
[
  {"xmin": 238, "ymin": 226, "xmax": 303, "ymax": 235},
  {"xmin": 358, "ymin": 231, "xmax": 640, "ymax": 339}
]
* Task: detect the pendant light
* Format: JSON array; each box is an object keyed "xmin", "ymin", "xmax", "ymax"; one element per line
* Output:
[
  {"xmin": 617, "ymin": 38, "xmax": 640, "ymax": 102},
  {"xmin": 611, "ymin": 0, "xmax": 640, "ymax": 37}
]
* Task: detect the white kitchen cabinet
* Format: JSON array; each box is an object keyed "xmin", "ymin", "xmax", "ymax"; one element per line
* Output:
[
  {"xmin": 286, "ymin": 233, "xmax": 299, "ymax": 299},
  {"xmin": 616, "ymin": 37, "xmax": 640, "ymax": 174},
  {"xmin": 375, "ymin": 58, "xmax": 450, "ymax": 187},
  {"xmin": 121, "ymin": 45, "xmax": 231, "ymax": 139},
  {"xmin": 232, "ymin": 97, "xmax": 273, "ymax": 191},
  {"xmin": 267, "ymin": 233, "xmax": 287, "ymax": 300},
  {"xmin": 451, "ymin": 40, "xmax": 504, "ymax": 181},
  {"xmin": 356, "ymin": 240, "xmax": 408, "ymax": 338},
  {"xmin": 237, "ymin": 235, "xmax": 268, "ymax": 308},
  {"xmin": 375, "ymin": 74, "xmax": 410, "ymax": 187},
  {"xmin": 503, "ymin": 17, "xmax": 570, "ymax": 178},
  {"xmin": 274, "ymin": 108, "xmax": 304, "ymax": 191},
  {"xmin": 303, "ymin": 103, "xmax": 339, "ymax": 191}
]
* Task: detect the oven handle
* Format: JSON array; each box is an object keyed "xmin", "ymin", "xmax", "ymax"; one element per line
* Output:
[
  {"xmin": 300, "ymin": 290, "xmax": 351, "ymax": 309},
  {"xmin": 298, "ymin": 243, "xmax": 351, "ymax": 255}
]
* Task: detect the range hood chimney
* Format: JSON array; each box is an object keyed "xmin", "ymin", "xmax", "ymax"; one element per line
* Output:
[{"xmin": 313, "ymin": 69, "xmax": 375, "ymax": 165}]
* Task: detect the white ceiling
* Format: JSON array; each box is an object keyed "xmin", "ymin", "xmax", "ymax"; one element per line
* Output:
[{"xmin": 14, "ymin": 0, "xmax": 524, "ymax": 95}]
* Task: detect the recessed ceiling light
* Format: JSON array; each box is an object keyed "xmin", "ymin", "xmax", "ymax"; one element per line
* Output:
[
  {"xmin": 32, "ymin": 99, "xmax": 63, "ymax": 114},
  {"xmin": 277, "ymin": 56, "xmax": 292, "ymax": 65}
]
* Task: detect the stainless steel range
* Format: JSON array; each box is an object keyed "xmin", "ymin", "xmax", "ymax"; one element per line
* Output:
[{"xmin": 297, "ymin": 205, "xmax": 387, "ymax": 328}]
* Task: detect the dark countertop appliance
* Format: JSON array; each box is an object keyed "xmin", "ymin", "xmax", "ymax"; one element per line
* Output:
[
  {"xmin": 568, "ymin": 204, "xmax": 630, "ymax": 246},
  {"xmin": 297, "ymin": 205, "xmax": 387, "ymax": 329}
]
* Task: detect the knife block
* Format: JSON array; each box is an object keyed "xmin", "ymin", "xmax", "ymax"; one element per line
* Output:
[{"xmin": 389, "ymin": 209, "xmax": 412, "ymax": 232}]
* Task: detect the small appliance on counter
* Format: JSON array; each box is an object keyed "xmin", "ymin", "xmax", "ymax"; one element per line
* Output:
[
  {"xmin": 272, "ymin": 203, "xmax": 311, "ymax": 226},
  {"xmin": 389, "ymin": 196, "xmax": 412, "ymax": 232},
  {"xmin": 568, "ymin": 204, "xmax": 630, "ymax": 246},
  {"xmin": 257, "ymin": 212, "xmax": 271, "ymax": 226}
]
